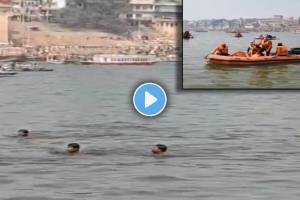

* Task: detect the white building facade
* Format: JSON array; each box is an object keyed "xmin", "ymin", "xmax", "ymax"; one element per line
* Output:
[{"xmin": 124, "ymin": 0, "xmax": 182, "ymax": 36}]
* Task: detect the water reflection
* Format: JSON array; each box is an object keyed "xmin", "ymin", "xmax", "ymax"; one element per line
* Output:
[{"xmin": 207, "ymin": 64, "xmax": 290, "ymax": 88}]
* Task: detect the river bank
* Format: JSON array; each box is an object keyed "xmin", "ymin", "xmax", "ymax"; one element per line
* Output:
[{"xmin": 8, "ymin": 21, "xmax": 180, "ymax": 62}]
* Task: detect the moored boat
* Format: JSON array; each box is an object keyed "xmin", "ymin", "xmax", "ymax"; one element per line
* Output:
[
  {"xmin": 1, "ymin": 62, "xmax": 54, "ymax": 72},
  {"xmin": 80, "ymin": 54, "xmax": 158, "ymax": 65},
  {"xmin": 206, "ymin": 52, "xmax": 300, "ymax": 66},
  {"xmin": 0, "ymin": 70, "xmax": 17, "ymax": 77}
]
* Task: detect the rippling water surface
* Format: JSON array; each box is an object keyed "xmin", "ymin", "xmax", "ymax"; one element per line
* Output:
[
  {"xmin": 1, "ymin": 63, "xmax": 300, "ymax": 200},
  {"xmin": 183, "ymin": 32, "xmax": 300, "ymax": 88}
]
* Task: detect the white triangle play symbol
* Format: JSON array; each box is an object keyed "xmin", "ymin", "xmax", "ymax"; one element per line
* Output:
[{"xmin": 145, "ymin": 91, "xmax": 157, "ymax": 108}]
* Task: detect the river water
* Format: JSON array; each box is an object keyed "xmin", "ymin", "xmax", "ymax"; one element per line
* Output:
[
  {"xmin": 1, "ymin": 63, "xmax": 300, "ymax": 200},
  {"xmin": 183, "ymin": 32, "xmax": 300, "ymax": 89}
]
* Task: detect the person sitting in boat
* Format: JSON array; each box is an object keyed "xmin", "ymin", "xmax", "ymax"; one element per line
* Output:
[
  {"xmin": 212, "ymin": 43, "xmax": 229, "ymax": 56},
  {"xmin": 259, "ymin": 38, "xmax": 273, "ymax": 56},
  {"xmin": 276, "ymin": 43, "xmax": 289, "ymax": 57},
  {"xmin": 247, "ymin": 42, "xmax": 261, "ymax": 56}
]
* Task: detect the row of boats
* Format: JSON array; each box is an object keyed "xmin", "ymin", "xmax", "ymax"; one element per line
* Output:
[
  {"xmin": 0, "ymin": 54, "xmax": 168, "ymax": 77},
  {"xmin": 183, "ymin": 31, "xmax": 278, "ymax": 40},
  {"xmin": 232, "ymin": 32, "xmax": 278, "ymax": 40},
  {"xmin": 0, "ymin": 62, "xmax": 54, "ymax": 77},
  {"xmin": 1, "ymin": 47, "xmax": 170, "ymax": 66}
]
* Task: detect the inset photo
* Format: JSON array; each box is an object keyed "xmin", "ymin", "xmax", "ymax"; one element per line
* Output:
[{"xmin": 183, "ymin": 0, "xmax": 300, "ymax": 89}]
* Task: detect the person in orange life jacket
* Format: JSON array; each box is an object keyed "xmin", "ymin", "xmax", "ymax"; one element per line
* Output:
[
  {"xmin": 212, "ymin": 43, "xmax": 229, "ymax": 56},
  {"xmin": 259, "ymin": 38, "xmax": 272, "ymax": 56},
  {"xmin": 275, "ymin": 43, "xmax": 288, "ymax": 56}
]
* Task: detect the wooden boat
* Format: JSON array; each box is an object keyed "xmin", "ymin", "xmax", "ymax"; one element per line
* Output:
[
  {"xmin": 1, "ymin": 62, "xmax": 53, "ymax": 72},
  {"xmin": 0, "ymin": 70, "xmax": 17, "ymax": 76},
  {"xmin": 206, "ymin": 52, "xmax": 300, "ymax": 65}
]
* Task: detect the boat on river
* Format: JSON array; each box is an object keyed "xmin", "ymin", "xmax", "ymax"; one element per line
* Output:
[
  {"xmin": 255, "ymin": 34, "xmax": 278, "ymax": 40},
  {"xmin": 1, "ymin": 62, "xmax": 54, "ymax": 72},
  {"xmin": 80, "ymin": 54, "xmax": 158, "ymax": 65},
  {"xmin": 0, "ymin": 70, "xmax": 17, "ymax": 77},
  {"xmin": 206, "ymin": 51, "xmax": 300, "ymax": 66},
  {"xmin": 232, "ymin": 32, "xmax": 243, "ymax": 38}
]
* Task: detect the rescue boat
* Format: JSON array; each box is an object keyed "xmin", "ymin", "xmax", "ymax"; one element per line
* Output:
[{"xmin": 206, "ymin": 52, "xmax": 300, "ymax": 65}]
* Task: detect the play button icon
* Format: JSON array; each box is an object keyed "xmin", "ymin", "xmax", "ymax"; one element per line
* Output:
[
  {"xmin": 145, "ymin": 92, "xmax": 157, "ymax": 108},
  {"xmin": 133, "ymin": 83, "xmax": 167, "ymax": 117}
]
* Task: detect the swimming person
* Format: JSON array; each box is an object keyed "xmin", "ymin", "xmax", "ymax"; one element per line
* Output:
[
  {"xmin": 212, "ymin": 43, "xmax": 229, "ymax": 56},
  {"xmin": 17, "ymin": 129, "xmax": 29, "ymax": 137},
  {"xmin": 152, "ymin": 144, "xmax": 168, "ymax": 155},
  {"xmin": 67, "ymin": 143, "xmax": 80, "ymax": 154},
  {"xmin": 276, "ymin": 43, "xmax": 289, "ymax": 56}
]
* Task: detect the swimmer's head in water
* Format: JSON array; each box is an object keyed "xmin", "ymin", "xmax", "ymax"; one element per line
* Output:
[
  {"xmin": 67, "ymin": 143, "xmax": 80, "ymax": 153},
  {"xmin": 18, "ymin": 129, "xmax": 29, "ymax": 137},
  {"xmin": 152, "ymin": 144, "xmax": 168, "ymax": 154}
]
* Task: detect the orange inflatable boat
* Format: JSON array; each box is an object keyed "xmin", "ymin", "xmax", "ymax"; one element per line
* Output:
[{"xmin": 206, "ymin": 52, "xmax": 300, "ymax": 65}]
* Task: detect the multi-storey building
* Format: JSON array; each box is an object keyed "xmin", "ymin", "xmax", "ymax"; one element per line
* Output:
[
  {"xmin": 154, "ymin": 0, "xmax": 181, "ymax": 20},
  {"xmin": 153, "ymin": 0, "xmax": 182, "ymax": 36},
  {"xmin": 124, "ymin": 0, "xmax": 155, "ymax": 26},
  {"xmin": 40, "ymin": 0, "xmax": 65, "ymax": 22},
  {"xmin": 124, "ymin": 0, "xmax": 182, "ymax": 36},
  {"xmin": 11, "ymin": 0, "xmax": 42, "ymax": 22}
]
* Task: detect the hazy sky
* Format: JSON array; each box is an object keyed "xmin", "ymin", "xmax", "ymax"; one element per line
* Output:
[{"xmin": 184, "ymin": 0, "xmax": 300, "ymax": 20}]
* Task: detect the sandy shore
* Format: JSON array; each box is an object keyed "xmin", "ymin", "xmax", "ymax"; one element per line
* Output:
[{"xmin": 9, "ymin": 21, "xmax": 179, "ymax": 59}]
